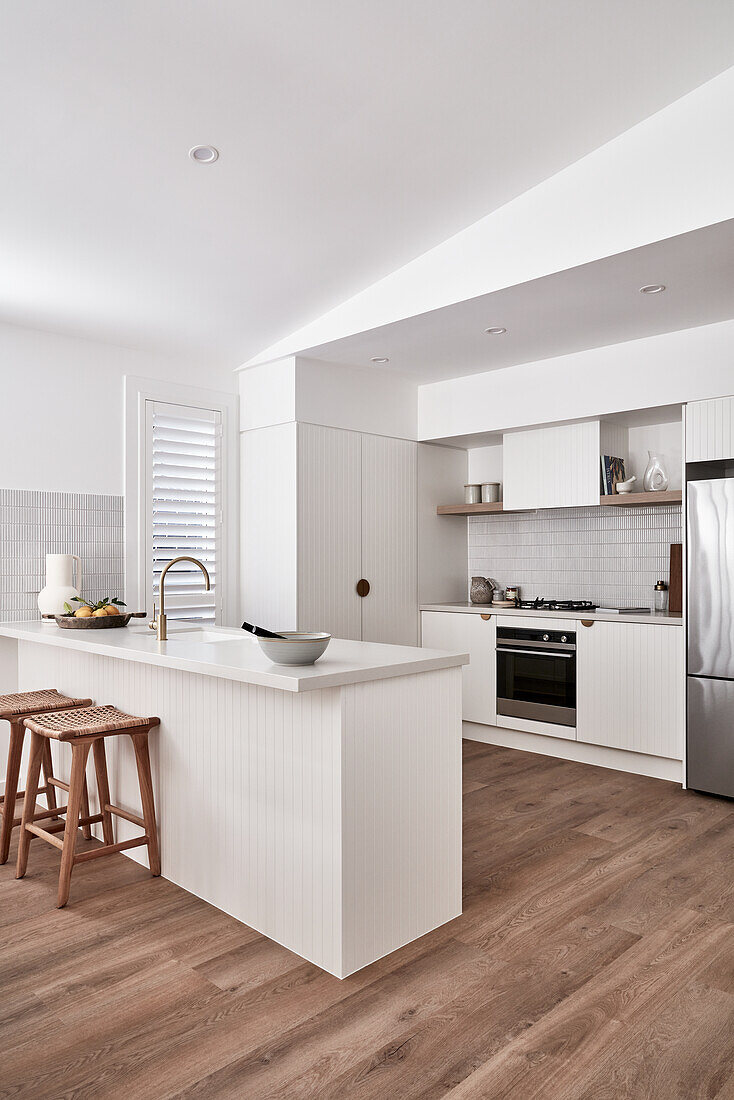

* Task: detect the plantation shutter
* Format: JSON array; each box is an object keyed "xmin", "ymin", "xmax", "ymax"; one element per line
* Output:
[{"xmin": 146, "ymin": 400, "xmax": 222, "ymax": 623}]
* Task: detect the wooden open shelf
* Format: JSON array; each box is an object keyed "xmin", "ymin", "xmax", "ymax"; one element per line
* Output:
[
  {"xmin": 437, "ymin": 489, "xmax": 682, "ymax": 517},
  {"xmin": 597, "ymin": 490, "xmax": 682, "ymax": 507}
]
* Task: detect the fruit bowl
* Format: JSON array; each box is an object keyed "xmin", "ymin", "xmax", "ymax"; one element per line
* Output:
[{"xmin": 46, "ymin": 612, "xmax": 146, "ymax": 630}]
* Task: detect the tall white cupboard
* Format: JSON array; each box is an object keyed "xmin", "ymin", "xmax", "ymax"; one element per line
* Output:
[{"xmin": 242, "ymin": 423, "xmax": 464, "ymax": 645}]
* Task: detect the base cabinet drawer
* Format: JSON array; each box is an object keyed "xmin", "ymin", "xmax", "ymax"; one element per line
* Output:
[
  {"xmin": 576, "ymin": 620, "xmax": 683, "ymax": 758},
  {"xmin": 421, "ymin": 611, "xmax": 496, "ymax": 725}
]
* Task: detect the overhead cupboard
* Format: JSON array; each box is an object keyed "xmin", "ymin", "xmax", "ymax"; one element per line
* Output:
[
  {"xmin": 502, "ymin": 419, "xmax": 629, "ymax": 510},
  {"xmin": 685, "ymin": 396, "xmax": 734, "ymax": 462}
]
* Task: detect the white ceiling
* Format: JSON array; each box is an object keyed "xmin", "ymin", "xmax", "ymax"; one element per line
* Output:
[
  {"xmin": 2, "ymin": 2, "xmax": 734, "ymax": 365},
  {"xmin": 302, "ymin": 219, "xmax": 734, "ymax": 382}
]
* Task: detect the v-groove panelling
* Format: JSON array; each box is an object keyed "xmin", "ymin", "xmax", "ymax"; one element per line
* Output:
[
  {"xmin": 297, "ymin": 422, "xmax": 362, "ymax": 640},
  {"xmin": 18, "ymin": 641, "xmax": 461, "ymax": 978}
]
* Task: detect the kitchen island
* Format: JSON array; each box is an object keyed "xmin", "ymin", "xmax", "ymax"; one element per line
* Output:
[{"xmin": 0, "ymin": 621, "xmax": 467, "ymax": 978}]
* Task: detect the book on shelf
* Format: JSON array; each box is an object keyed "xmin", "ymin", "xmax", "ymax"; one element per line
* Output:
[{"xmin": 600, "ymin": 455, "xmax": 626, "ymax": 495}]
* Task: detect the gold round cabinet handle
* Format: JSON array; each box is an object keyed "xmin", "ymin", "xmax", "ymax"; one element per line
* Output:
[
  {"xmin": 580, "ymin": 619, "xmax": 595, "ymax": 627},
  {"xmin": 480, "ymin": 613, "xmax": 492, "ymax": 621},
  {"xmin": 356, "ymin": 579, "xmax": 370, "ymax": 598}
]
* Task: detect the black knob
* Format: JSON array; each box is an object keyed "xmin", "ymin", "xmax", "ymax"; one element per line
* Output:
[{"xmin": 543, "ymin": 633, "xmax": 550, "ymax": 642}]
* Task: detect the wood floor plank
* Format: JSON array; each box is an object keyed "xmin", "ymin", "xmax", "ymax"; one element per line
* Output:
[{"xmin": 2, "ymin": 741, "xmax": 734, "ymax": 1100}]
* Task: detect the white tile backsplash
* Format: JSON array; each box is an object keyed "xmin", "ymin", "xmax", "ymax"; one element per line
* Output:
[
  {"xmin": 0, "ymin": 489, "xmax": 124, "ymax": 621},
  {"xmin": 468, "ymin": 503, "xmax": 682, "ymax": 608}
]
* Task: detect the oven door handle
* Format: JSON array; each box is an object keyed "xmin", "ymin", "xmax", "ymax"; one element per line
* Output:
[{"xmin": 498, "ymin": 647, "xmax": 574, "ymax": 658}]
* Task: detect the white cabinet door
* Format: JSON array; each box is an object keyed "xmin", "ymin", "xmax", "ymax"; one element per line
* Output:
[
  {"xmin": 686, "ymin": 397, "xmax": 734, "ymax": 462},
  {"xmin": 503, "ymin": 421, "xmax": 600, "ymax": 510},
  {"xmin": 576, "ymin": 620, "xmax": 684, "ymax": 758},
  {"xmin": 297, "ymin": 423, "xmax": 362, "ymax": 640},
  {"xmin": 362, "ymin": 435, "xmax": 418, "ymax": 645},
  {"xmin": 421, "ymin": 611, "xmax": 496, "ymax": 725}
]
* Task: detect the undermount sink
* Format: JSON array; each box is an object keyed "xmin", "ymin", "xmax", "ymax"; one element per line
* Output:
[
  {"xmin": 163, "ymin": 628, "xmax": 243, "ymax": 643},
  {"xmin": 129, "ymin": 626, "xmax": 244, "ymax": 643}
]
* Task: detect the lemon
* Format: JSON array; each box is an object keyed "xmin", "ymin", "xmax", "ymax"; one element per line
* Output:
[
  {"xmin": 74, "ymin": 607, "xmax": 93, "ymax": 618},
  {"xmin": 92, "ymin": 608, "xmax": 108, "ymax": 618},
  {"xmin": 103, "ymin": 605, "xmax": 120, "ymax": 615}
]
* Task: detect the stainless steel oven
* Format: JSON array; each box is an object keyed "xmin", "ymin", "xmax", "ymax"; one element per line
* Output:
[{"xmin": 496, "ymin": 626, "xmax": 576, "ymax": 727}]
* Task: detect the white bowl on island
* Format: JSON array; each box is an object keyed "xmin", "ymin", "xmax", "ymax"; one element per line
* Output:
[{"xmin": 257, "ymin": 631, "xmax": 331, "ymax": 665}]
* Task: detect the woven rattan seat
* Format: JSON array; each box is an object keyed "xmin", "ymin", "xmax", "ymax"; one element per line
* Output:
[
  {"xmin": 1, "ymin": 689, "xmax": 93, "ymax": 866},
  {"xmin": 0, "ymin": 688, "xmax": 90, "ymax": 720},
  {"xmin": 24, "ymin": 704, "xmax": 155, "ymax": 741},
  {"xmin": 17, "ymin": 703, "xmax": 161, "ymax": 906}
]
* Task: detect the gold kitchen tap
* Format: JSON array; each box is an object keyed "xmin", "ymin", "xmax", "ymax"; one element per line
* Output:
[{"xmin": 149, "ymin": 556, "xmax": 211, "ymax": 641}]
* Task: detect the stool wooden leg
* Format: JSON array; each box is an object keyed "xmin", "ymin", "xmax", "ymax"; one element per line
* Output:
[
  {"xmin": 131, "ymin": 733, "xmax": 160, "ymax": 876},
  {"xmin": 1, "ymin": 721, "xmax": 24, "ymax": 865},
  {"xmin": 81, "ymin": 775, "xmax": 92, "ymax": 841},
  {"xmin": 92, "ymin": 737, "xmax": 114, "ymax": 846},
  {"xmin": 15, "ymin": 731, "xmax": 44, "ymax": 879},
  {"xmin": 57, "ymin": 741, "xmax": 92, "ymax": 908},
  {"xmin": 41, "ymin": 739, "xmax": 60, "ymax": 823}
]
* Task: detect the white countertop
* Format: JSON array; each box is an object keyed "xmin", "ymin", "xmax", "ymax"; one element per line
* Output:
[
  {"xmin": 420, "ymin": 603, "xmax": 683, "ymax": 626},
  {"xmin": 0, "ymin": 620, "xmax": 468, "ymax": 692}
]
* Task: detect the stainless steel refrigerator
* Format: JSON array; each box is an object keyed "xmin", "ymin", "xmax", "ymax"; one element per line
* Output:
[{"xmin": 687, "ymin": 477, "xmax": 734, "ymax": 796}]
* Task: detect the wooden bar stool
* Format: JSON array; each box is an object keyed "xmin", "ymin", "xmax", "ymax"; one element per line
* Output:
[
  {"xmin": 16, "ymin": 705, "xmax": 161, "ymax": 907},
  {"xmin": 0, "ymin": 689, "xmax": 93, "ymax": 864}
]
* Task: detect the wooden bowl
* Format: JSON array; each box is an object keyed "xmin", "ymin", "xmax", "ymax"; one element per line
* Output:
[{"xmin": 47, "ymin": 612, "xmax": 146, "ymax": 630}]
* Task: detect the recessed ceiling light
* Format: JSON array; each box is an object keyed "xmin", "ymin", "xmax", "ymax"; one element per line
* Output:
[
  {"xmin": 484, "ymin": 326, "xmax": 507, "ymax": 335},
  {"xmin": 189, "ymin": 145, "xmax": 219, "ymax": 164},
  {"xmin": 370, "ymin": 356, "xmax": 389, "ymax": 363},
  {"xmin": 639, "ymin": 283, "xmax": 666, "ymax": 294}
]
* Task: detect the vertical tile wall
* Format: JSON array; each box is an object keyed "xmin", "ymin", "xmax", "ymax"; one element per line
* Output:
[
  {"xmin": 0, "ymin": 489, "xmax": 124, "ymax": 621},
  {"xmin": 468, "ymin": 503, "xmax": 682, "ymax": 608}
]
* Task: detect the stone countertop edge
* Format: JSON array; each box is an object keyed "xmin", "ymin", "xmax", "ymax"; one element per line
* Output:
[
  {"xmin": 420, "ymin": 604, "xmax": 683, "ymax": 626},
  {"xmin": 0, "ymin": 620, "xmax": 470, "ymax": 693}
]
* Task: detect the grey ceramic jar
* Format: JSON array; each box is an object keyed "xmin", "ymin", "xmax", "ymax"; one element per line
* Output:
[{"xmin": 470, "ymin": 576, "xmax": 494, "ymax": 605}]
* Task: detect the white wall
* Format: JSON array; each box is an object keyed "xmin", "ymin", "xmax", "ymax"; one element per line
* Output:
[
  {"xmin": 296, "ymin": 358, "xmax": 418, "ymax": 441},
  {"xmin": 467, "ymin": 444, "xmax": 503, "ymax": 497},
  {"xmin": 419, "ymin": 319, "xmax": 734, "ymax": 442},
  {"xmin": 237, "ymin": 355, "xmax": 418, "ymax": 440},
  {"xmin": 0, "ymin": 320, "xmax": 235, "ymax": 495},
  {"xmin": 628, "ymin": 422, "xmax": 683, "ymax": 490}
]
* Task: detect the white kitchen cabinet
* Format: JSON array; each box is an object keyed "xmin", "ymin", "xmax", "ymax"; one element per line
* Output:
[
  {"xmin": 362, "ymin": 434, "xmax": 418, "ymax": 644},
  {"xmin": 297, "ymin": 423, "xmax": 362, "ymax": 640},
  {"xmin": 503, "ymin": 421, "xmax": 601, "ymax": 510},
  {"xmin": 686, "ymin": 397, "xmax": 734, "ymax": 462},
  {"xmin": 297, "ymin": 423, "xmax": 417, "ymax": 644},
  {"xmin": 421, "ymin": 610, "xmax": 496, "ymax": 725},
  {"xmin": 576, "ymin": 620, "xmax": 684, "ymax": 759}
]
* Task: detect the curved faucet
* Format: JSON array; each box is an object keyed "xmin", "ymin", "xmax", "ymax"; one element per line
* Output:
[{"xmin": 150, "ymin": 556, "xmax": 211, "ymax": 641}]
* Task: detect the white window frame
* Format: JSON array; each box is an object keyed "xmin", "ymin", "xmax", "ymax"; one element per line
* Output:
[{"xmin": 124, "ymin": 376, "xmax": 239, "ymax": 626}]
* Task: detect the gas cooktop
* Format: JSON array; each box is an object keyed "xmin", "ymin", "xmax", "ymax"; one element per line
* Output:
[{"xmin": 517, "ymin": 598, "xmax": 598, "ymax": 612}]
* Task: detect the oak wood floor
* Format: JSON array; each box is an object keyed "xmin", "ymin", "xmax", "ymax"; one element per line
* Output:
[{"xmin": 3, "ymin": 740, "xmax": 734, "ymax": 1099}]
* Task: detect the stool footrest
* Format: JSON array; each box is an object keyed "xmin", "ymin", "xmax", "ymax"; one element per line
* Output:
[
  {"xmin": 2, "ymin": 783, "xmax": 53, "ymax": 806},
  {"xmin": 74, "ymin": 836, "xmax": 148, "ymax": 863},
  {"xmin": 106, "ymin": 802, "xmax": 146, "ymax": 829},
  {"xmin": 39, "ymin": 814, "xmax": 105, "ymax": 836},
  {"xmin": 25, "ymin": 823, "xmax": 64, "ymax": 851},
  {"xmin": 47, "ymin": 777, "xmax": 70, "ymax": 793}
]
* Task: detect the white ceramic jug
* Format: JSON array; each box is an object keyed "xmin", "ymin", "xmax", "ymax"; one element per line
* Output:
[{"xmin": 37, "ymin": 554, "xmax": 83, "ymax": 617}]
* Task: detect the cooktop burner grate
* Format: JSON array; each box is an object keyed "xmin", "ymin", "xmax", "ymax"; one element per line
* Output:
[{"xmin": 517, "ymin": 598, "xmax": 598, "ymax": 611}]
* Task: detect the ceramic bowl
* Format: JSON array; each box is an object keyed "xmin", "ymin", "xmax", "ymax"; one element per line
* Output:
[{"xmin": 257, "ymin": 632, "xmax": 331, "ymax": 666}]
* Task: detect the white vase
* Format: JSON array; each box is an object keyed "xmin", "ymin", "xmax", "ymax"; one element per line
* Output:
[
  {"xmin": 37, "ymin": 554, "xmax": 83, "ymax": 618},
  {"xmin": 643, "ymin": 451, "xmax": 669, "ymax": 493}
]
